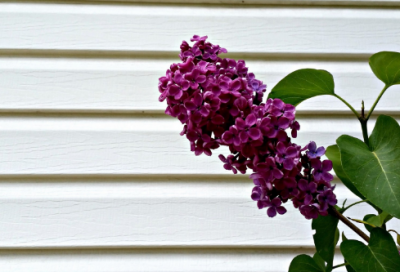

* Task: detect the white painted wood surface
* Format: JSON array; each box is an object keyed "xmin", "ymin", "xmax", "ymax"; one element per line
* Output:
[
  {"xmin": 1, "ymin": 4, "xmax": 400, "ymax": 54},
  {"xmin": 1, "ymin": 1, "xmax": 399, "ymax": 271},
  {"xmin": 80, "ymin": 0, "xmax": 400, "ymax": 6},
  {"xmin": 0, "ymin": 249, "xmax": 346, "ymax": 272},
  {"xmin": 0, "ymin": 180, "xmax": 399, "ymax": 248},
  {"xmin": 1, "ymin": 57, "xmax": 399, "ymax": 114},
  {"xmin": 0, "ymin": 116, "xmax": 391, "ymax": 175}
]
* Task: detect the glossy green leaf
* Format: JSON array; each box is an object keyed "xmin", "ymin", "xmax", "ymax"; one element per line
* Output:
[
  {"xmin": 337, "ymin": 115, "xmax": 400, "ymax": 218},
  {"xmin": 313, "ymin": 253, "xmax": 326, "ymax": 272},
  {"xmin": 325, "ymin": 145, "xmax": 364, "ymax": 199},
  {"xmin": 312, "ymin": 214, "xmax": 339, "ymax": 270},
  {"xmin": 369, "ymin": 51, "xmax": 400, "ymax": 86},
  {"xmin": 289, "ymin": 254, "xmax": 325, "ymax": 272},
  {"xmin": 342, "ymin": 231, "xmax": 348, "ymax": 242},
  {"xmin": 345, "ymin": 264, "xmax": 357, "ymax": 272},
  {"xmin": 379, "ymin": 211, "xmax": 393, "ymax": 225},
  {"xmin": 363, "ymin": 214, "xmax": 378, "ymax": 232},
  {"xmin": 364, "ymin": 211, "xmax": 394, "ymax": 232},
  {"xmin": 341, "ymin": 233, "xmax": 356, "ymax": 272},
  {"xmin": 388, "ymin": 230, "xmax": 400, "ymax": 246},
  {"xmin": 341, "ymin": 228, "xmax": 400, "ymax": 272},
  {"xmin": 268, "ymin": 69, "xmax": 334, "ymax": 105}
]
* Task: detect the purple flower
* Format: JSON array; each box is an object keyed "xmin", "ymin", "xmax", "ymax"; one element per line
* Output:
[
  {"xmin": 236, "ymin": 114, "xmax": 262, "ymax": 142},
  {"xmin": 184, "ymin": 93, "xmax": 210, "ymax": 123},
  {"xmin": 298, "ymin": 179, "xmax": 317, "ymax": 205},
  {"xmin": 306, "ymin": 141, "xmax": 325, "ymax": 159},
  {"xmin": 222, "ymin": 125, "xmax": 241, "ymax": 146},
  {"xmin": 194, "ymin": 139, "xmax": 218, "ymax": 156},
  {"xmin": 186, "ymin": 128, "xmax": 211, "ymax": 143},
  {"xmin": 265, "ymin": 198, "xmax": 287, "ymax": 218},
  {"xmin": 191, "ymin": 35, "xmax": 208, "ymax": 42},
  {"xmin": 251, "ymin": 186, "xmax": 264, "ymax": 201},
  {"xmin": 275, "ymin": 177, "xmax": 299, "ymax": 200},
  {"xmin": 300, "ymin": 204, "xmax": 320, "ymax": 219},
  {"xmin": 290, "ymin": 121, "xmax": 300, "ymax": 138},
  {"xmin": 312, "ymin": 159, "xmax": 334, "ymax": 182},
  {"xmin": 219, "ymin": 154, "xmax": 237, "ymax": 174},
  {"xmin": 184, "ymin": 68, "xmax": 206, "ymax": 89},
  {"xmin": 269, "ymin": 99, "xmax": 295, "ymax": 120},
  {"xmin": 159, "ymin": 35, "xmax": 337, "ymax": 220},
  {"xmin": 317, "ymin": 187, "xmax": 337, "ymax": 211},
  {"xmin": 250, "ymin": 173, "xmax": 273, "ymax": 191},
  {"xmin": 275, "ymin": 142, "xmax": 299, "ymax": 170},
  {"xmin": 178, "ymin": 57, "xmax": 195, "ymax": 74},
  {"xmin": 254, "ymin": 157, "xmax": 284, "ymax": 181},
  {"xmin": 265, "ymin": 117, "xmax": 290, "ymax": 138}
]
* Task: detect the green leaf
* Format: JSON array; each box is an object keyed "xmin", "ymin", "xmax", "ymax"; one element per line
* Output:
[
  {"xmin": 289, "ymin": 254, "xmax": 325, "ymax": 272},
  {"xmin": 388, "ymin": 230, "xmax": 400, "ymax": 246},
  {"xmin": 363, "ymin": 214, "xmax": 378, "ymax": 232},
  {"xmin": 268, "ymin": 69, "xmax": 334, "ymax": 106},
  {"xmin": 341, "ymin": 228, "xmax": 400, "ymax": 272},
  {"xmin": 312, "ymin": 214, "xmax": 339, "ymax": 269},
  {"xmin": 337, "ymin": 115, "xmax": 400, "ymax": 219},
  {"xmin": 325, "ymin": 145, "xmax": 364, "ymax": 199},
  {"xmin": 364, "ymin": 211, "xmax": 394, "ymax": 232},
  {"xmin": 342, "ymin": 231, "xmax": 348, "ymax": 242},
  {"xmin": 340, "ymin": 232, "xmax": 357, "ymax": 272},
  {"xmin": 379, "ymin": 211, "xmax": 393, "ymax": 225},
  {"xmin": 313, "ymin": 253, "xmax": 326, "ymax": 272},
  {"xmin": 346, "ymin": 264, "xmax": 357, "ymax": 272},
  {"xmin": 369, "ymin": 51, "xmax": 400, "ymax": 86}
]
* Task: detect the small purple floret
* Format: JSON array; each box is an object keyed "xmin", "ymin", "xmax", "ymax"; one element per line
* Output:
[{"xmin": 306, "ymin": 141, "xmax": 326, "ymax": 159}]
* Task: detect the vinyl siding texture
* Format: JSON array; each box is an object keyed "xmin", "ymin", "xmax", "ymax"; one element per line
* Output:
[{"xmin": 0, "ymin": 1, "xmax": 399, "ymax": 271}]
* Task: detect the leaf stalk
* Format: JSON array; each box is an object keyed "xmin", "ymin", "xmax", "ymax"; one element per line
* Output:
[
  {"xmin": 332, "ymin": 262, "xmax": 349, "ymax": 269},
  {"xmin": 328, "ymin": 206, "xmax": 370, "ymax": 243},
  {"xmin": 333, "ymin": 94, "xmax": 359, "ymax": 119},
  {"xmin": 341, "ymin": 200, "xmax": 368, "ymax": 213},
  {"xmin": 366, "ymin": 85, "xmax": 389, "ymax": 121},
  {"xmin": 359, "ymin": 118, "xmax": 370, "ymax": 147}
]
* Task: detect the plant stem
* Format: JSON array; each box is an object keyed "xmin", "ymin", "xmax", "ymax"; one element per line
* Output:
[
  {"xmin": 366, "ymin": 85, "xmax": 389, "ymax": 121},
  {"xmin": 328, "ymin": 206, "xmax": 370, "ymax": 243},
  {"xmin": 332, "ymin": 262, "xmax": 349, "ymax": 269},
  {"xmin": 334, "ymin": 94, "xmax": 359, "ymax": 119},
  {"xmin": 359, "ymin": 118, "xmax": 370, "ymax": 147},
  {"xmin": 342, "ymin": 200, "xmax": 368, "ymax": 213}
]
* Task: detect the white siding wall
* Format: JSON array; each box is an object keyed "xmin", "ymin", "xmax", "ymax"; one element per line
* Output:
[{"xmin": 0, "ymin": 1, "xmax": 399, "ymax": 271}]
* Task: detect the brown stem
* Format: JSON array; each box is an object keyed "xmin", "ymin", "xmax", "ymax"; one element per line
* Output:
[
  {"xmin": 361, "ymin": 100, "xmax": 365, "ymax": 118},
  {"xmin": 328, "ymin": 206, "xmax": 370, "ymax": 243}
]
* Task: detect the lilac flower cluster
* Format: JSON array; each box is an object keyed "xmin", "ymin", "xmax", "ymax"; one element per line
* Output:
[{"xmin": 158, "ymin": 35, "xmax": 337, "ymax": 219}]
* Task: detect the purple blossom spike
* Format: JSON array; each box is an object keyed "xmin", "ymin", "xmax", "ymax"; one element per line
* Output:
[{"xmin": 158, "ymin": 35, "xmax": 337, "ymax": 220}]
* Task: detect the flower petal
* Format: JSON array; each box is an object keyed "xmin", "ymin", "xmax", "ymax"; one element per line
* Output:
[
  {"xmin": 248, "ymin": 128, "xmax": 262, "ymax": 140},
  {"xmin": 267, "ymin": 207, "xmax": 277, "ymax": 217},
  {"xmin": 245, "ymin": 113, "xmax": 257, "ymax": 127}
]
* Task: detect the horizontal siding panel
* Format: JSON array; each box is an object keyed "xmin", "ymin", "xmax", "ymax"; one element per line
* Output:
[
  {"xmin": 0, "ymin": 248, "xmax": 346, "ymax": 272},
  {"xmin": 0, "ymin": 180, "xmax": 397, "ymax": 248},
  {"xmin": 1, "ymin": 4, "xmax": 400, "ymax": 54},
  {"xmin": 50, "ymin": 0, "xmax": 400, "ymax": 7},
  {"xmin": 1, "ymin": 58, "xmax": 400, "ymax": 114},
  {"xmin": 0, "ymin": 116, "xmax": 386, "ymax": 175}
]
